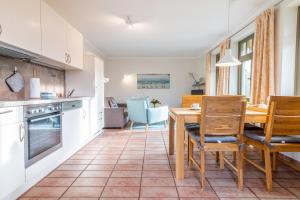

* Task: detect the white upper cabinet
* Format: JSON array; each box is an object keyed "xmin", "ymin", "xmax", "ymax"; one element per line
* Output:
[
  {"xmin": 41, "ymin": 1, "xmax": 66, "ymax": 64},
  {"xmin": 0, "ymin": 0, "xmax": 42, "ymax": 54},
  {"xmin": 66, "ymin": 24, "xmax": 84, "ymax": 69}
]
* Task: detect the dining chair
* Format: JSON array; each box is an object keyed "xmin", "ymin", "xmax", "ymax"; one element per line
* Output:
[
  {"xmin": 182, "ymin": 95, "xmax": 203, "ymax": 108},
  {"xmin": 244, "ymin": 96, "xmax": 300, "ymax": 191},
  {"xmin": 187, "ymin": 96, "xmax": 246, "ymax": 190}
]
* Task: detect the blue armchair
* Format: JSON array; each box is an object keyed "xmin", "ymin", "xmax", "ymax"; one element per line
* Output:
[{"xmin": 126, "ymin": 97, "xmax": 168, "ymax": 130}]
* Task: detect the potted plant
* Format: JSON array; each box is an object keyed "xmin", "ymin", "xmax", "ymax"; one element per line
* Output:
[{"xmin": 151, "ymin": 98, "xmax": 161, "ymax": 108}]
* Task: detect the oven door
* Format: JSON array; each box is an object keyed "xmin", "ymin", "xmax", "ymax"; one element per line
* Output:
[{"xmin": 25, "ymin": 112, "xmax": 62, "ymax": 167}]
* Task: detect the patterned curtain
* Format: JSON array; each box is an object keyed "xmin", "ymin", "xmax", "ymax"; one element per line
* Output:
[
  {"xmin": 216, "ymin": 39, "xmax": 230, "ymax": 95},
  {"xmin": 205, "ymin": 52, "xmax": 211, "ymax": 95},
  {"xmin": 251, "ymin": 8, "xmax": 275, "ymax": 104}
]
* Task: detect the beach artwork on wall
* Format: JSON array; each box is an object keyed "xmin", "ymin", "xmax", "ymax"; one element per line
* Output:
[{"xmin": 137, "ymin": 74, "xmax": 170, "ymax": 89}]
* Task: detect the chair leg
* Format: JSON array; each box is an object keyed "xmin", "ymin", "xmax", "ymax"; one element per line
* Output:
[
  {"xmin": 219, "ymin": 152, "xmax": 224, "ymax": 169},
  {"xmin": 243, "ymin": 145, "xmax": 248, "ymax": 167},
  {"xmin": 232, "ymin": 152, "xmax": 237, "ymax": 162},
  {"xmin": 236, "ymin": 150, "xmax": 244, "ymax": 190},
  {"xmin": 200, "ymin": 150, "xmax": 205, "ymax": 190},
  {"xmin": 264, "ymin": 147, "xmax": 273, "ymax": 191},
  {"xmin": 188, "ymin": 136, "xmax": 193, "ymax": 168},
  {"xmin": 216, "ymin": 151, "xmax": 219, "ymax": 163},
  {"xmin": 260, "ymin": 150, "xmax": 265, "ymax": 161},
  {"xmin": 130, "ymin": 121, "xmax": 134, "ymax": 130},
  {"xmin": 272, "ymin": 152, "xmax": 277, "ymax": 171},
  {"xmin": 145, "ymin": 124, "xmax": 149, "ymax": 132}
]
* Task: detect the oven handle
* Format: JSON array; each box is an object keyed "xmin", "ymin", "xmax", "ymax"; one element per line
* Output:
[
  {"xmin": 19, "ymin": 123, "xmax": 25, "ymax": 142},
  {"xmin": 29, "ymin": 113, "xmax": 62, "ymax": 123}
]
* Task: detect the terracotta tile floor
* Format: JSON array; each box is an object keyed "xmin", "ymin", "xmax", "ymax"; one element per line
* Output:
[{"xmin": 20, "ymin": 129, "xmax": 300, "ymax": 199}]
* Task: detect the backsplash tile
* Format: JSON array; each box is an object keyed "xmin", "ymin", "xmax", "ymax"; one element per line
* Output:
[{"xmin": 0, "ymin": 56, "xmax": 65, "ymax": 100}]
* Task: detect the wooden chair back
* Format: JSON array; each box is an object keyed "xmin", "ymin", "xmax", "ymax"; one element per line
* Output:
[
  {"xmin": 265, "ymin": 96, "xmax": 300, "ymax": 138},
  {"xmin": 182, "ymin": 95, "xmax": 203, "ymax": 108},
  {"xmin": 200, "ymin": 96, "xmax": 246, "ymax": 143}
]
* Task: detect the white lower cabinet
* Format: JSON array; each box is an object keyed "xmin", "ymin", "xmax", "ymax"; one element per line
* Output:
[
  {"xmin": 62, "ymin": 107, "xmax": 81, "ymax": 155},
  {"xmin": 0, "ymin": 113, "xmax": 25, "ymax": 200},
  {"xmin": 81, "ymin": 100, "xmax": 91, "ymax": 142}
]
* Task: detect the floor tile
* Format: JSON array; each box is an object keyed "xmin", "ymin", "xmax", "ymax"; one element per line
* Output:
[
  {"xmin": 287, "ymin": 188, "xmax": 300, "ymax": 198},
  {"xmin": 212, "ymin": 187, "xmax": 256, "ymax": 198},
  {"xmin": 177, "ymin": 186, "xmax": 217, "ymax": 198},
  {"xmin": 111, "ymin": 170, "xmax": 142, "ymax": 177},
  {"xmin": 56, "ymin": 164, "xmax": 87, "ymax": 171},
  {"xmin": 143, "ymin": 164, "xmax": 171, "ymax": 171},
  {"xmin": 86, "ymin": 164, "xmax": 115, "ymax": 170},
  {"xmin": 142, "ymin": 170, "xmax": 173, "ymax": 178},
  {"xmin": 72, "ymin": 177, "xmax": 108, "ymax": 186},
  {"xmin": 37, "ymin": 178, "xmax": 75, "ymax": 187},
  {"xmin": 23, "ymin": 187, "xmax": 68, "ymax": 197},
  {"xmin": 101, "ymin": 187, "xmax": 140, "ymax": 198},
  {"xmin": 63, "ymin": 187, "xmax": 103, "ymax": 197},
  {"xmin": 47, "ymin": 171, "xmax": 81, "ymax": 178},
  {"xmin": 114, "ymin": 164, "xmax": 143, "ymax": 171},
  {"xmin": 91, "ymin": 159, "xmax": 118, "ymax": 164},
  {"xmin": 106, "ymin": 177, "xmax": 141, "ymax": 186},
  {"xmin": 140, "ymin": 187, "xmax": 178, "ymax": 198},
  {"xmin": 80, "ymin": 170, "xmax": 111, "ymax": 177},
  {"xmin": 141, "ymin": 177, "xmax": 175, "ymax": 186},
  {"xmin": 250, "ymin": 187, "xmax": 297, "ymax": 199},
  {"xmin": 64, "ymin": 159, "xmax": 91, "ymax": 165}
]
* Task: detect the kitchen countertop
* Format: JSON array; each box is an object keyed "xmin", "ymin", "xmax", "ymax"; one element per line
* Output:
[{"xmin": 0, "ymin": 97, "xmax": 92, "ymax": 108}]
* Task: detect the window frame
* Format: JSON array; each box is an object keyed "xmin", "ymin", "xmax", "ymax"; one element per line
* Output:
[
  {"xmin": 237, "ymin": 34, "xmax": 254, "ymax": 97},
  {"xmin": 215, "ymin": 53, "xmax": 220, "ymax": 94}
]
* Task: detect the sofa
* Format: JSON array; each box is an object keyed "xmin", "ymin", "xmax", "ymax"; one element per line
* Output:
[{"xmin": 104, "ymin": 97, "xmax": 129, "ymax": 128}]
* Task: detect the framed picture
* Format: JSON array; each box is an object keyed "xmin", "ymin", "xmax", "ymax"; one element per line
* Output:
[{"xmin": 137, "ymin": 74, "xmax": 170, "ymax": 89}]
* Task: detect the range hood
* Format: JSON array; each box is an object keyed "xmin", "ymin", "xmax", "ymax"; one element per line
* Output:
[
  {"xmin": 0, "ymin": 41, "xmax": 67, "ymax": 71},
  {"xmin": 0, "ymin": 42, "xmax": 38, "ymax": 61}
]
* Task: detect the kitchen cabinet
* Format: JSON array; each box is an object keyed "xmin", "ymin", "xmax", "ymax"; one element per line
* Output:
[
  {"xmin": 0, "ymin": 0, "xmax": 41, "ymax": 54},
  {"xmin": 66, "ymin": 24, "xmax": 84, "ymax": 69},
  {"xmin": 81, "ymin": 99, "xmax": 91, "ymax": 141},
  {"xmin": 41, "ymin": 0, "xmax": 83, "ymax": 69},
  {"xmin": 66, "ymin": 53, "xmax": 104, "ymax": 134},
  {"xmin": 0, "ymin": 107, "xmax": 25, "ymax": 200},
  {"xmin": 41, "ymin": 0, "xmax": 66, "ymax": 64}
]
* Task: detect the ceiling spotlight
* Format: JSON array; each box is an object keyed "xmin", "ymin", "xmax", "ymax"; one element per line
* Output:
[{"xmin": 126, "ymin": 16, "xmax": 135, "ymax": 30}]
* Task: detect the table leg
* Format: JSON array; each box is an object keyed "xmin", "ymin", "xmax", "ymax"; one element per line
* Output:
[
  {"xmin": 168, "ymin": 115, "xmax": 175, "ymax": 155},
  {"xmin": 175, "ymin": 116, "xmax": 185, "ymax": 180}
]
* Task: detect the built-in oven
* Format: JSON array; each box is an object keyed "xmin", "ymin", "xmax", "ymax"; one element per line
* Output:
[{"xmin": 24, "ymin": 103, "xmax": 62, "ymax": 167}]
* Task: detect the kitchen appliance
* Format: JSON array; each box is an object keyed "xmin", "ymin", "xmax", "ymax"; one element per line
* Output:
[{"xmin": 24, "ymin": 103, "xmax": 62, "ymax": 167}]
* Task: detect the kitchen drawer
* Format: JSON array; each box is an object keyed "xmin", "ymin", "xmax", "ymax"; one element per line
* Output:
[{"xmin": 0, "ymin": 107, "xmax": 23, "ymax": 126}]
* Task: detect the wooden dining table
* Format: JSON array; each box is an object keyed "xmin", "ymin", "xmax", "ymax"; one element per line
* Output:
[{"xmin": 168, "ymin": 107, "xmax": 267, "ymax": 180}]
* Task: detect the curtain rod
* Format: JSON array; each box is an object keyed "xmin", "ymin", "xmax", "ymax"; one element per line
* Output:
[{"xmin": 209, "ymin": 0, "xmax": 285, "ymax": 52}]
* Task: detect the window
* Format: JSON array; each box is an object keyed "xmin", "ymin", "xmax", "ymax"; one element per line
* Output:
[
  {"xmin": 215, "ymin": 53, "xmax": 220, "ymax": 94},
  {"xmin": 238, "ymin": 34, "xmax": 254, "ymax": 99}
]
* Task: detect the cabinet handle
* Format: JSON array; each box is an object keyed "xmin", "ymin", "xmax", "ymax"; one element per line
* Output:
[
  {"xmin": 65, "ymin": 53, "xmax": 68, "ymax": 63},
  {"xmin": 19, "ymin": 123, "xmax": 25, "ymax": 142},
  {"xmin": 83, "ymin": 110, "xmax": 86, "ymax": 119},
  {"xmin": 0, "ymin": 110, "xmax": 13, "ymax": 115},
  {"xmin": 0, "ymin": 24, "xmax": 2, "ymax": 36}
]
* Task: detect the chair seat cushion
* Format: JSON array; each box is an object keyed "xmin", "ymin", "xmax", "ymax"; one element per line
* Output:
[
  {"xmin": 185, "ymin": 123, "xmax": 200, "ymax": 131},
  {"xmin": 188, "ymin": 131, "xmax": 237, "ymax": 143},
  {"xmin": 244, "ymin": 130, "xmax": 300, "ymax": 144}
]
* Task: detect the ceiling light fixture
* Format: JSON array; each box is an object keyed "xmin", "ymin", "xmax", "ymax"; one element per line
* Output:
[
  {"xmin": 216, "ymin": 0, "xmax": 241, "ymax": 67},
  {"xmin": 126, "ymin": 16, "xmax": 135, "ymax": 30}
]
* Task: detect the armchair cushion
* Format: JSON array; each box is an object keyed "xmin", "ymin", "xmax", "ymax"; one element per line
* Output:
[{"xmin": 147, "ymin": 106, "xmax": 169, "ymax": 124}]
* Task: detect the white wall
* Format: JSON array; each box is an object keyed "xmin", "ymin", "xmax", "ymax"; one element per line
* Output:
[{"xmin": 104, "ymin": 58, "xmax": 204, "ymax": 107}]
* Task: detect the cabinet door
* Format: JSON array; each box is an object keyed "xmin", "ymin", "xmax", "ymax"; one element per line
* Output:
[
  {"xmin": 41, "ymin": 1, "xmax": 66, "ymax": 63},
  {"xmin": 0, "ymin": 0, "xmax": 41, "ymax": 54},
  {"xmin": 0, "ymin": 122, "xmax": 25, "ymax": 200},
  {"xmin": 81, "ymin": 100, "xmax": 90, "ymax": 140},
  {"xmin": 62, "ymin": 109, "xmax": 81, "ymax": 154},
  {"xmin": 66, "ymin": 23, "xmax": 83, "ymax": 69}
]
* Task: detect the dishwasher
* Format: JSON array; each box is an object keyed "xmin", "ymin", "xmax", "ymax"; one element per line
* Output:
[{"xmin": 61, "ymin": 100, "xmax": 82, "ymax": 155}]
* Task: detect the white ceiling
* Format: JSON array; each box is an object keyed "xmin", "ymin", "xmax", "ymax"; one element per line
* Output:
[{"xmin": 46, "ymin": 0, "xmax": 275, "ymax": 58}]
